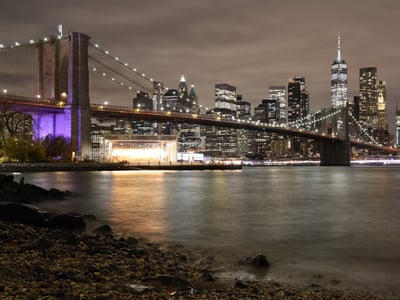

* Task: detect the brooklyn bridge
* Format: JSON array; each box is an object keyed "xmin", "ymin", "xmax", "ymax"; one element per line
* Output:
[{"xmin": 0, "ymin": 32, "xmax": 398, "ymax": 166}]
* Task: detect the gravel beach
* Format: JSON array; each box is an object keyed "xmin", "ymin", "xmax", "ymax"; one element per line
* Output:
[{"xmin": 0, "ymin": 220, "xmax": 397, "ymax": 299}]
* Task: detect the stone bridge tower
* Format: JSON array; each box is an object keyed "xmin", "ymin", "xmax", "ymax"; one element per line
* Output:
[{"xmin": 34, "ymin": 32, "xmax": 91, "ymax": 160}]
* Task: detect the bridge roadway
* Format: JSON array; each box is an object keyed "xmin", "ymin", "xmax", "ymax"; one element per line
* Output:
[{"xmin": 1, "ymin": 95, "xmax": 399, "ymax": 155}]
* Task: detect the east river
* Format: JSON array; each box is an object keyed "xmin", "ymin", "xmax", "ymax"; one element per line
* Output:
[{"xmin": 15, "ymin": 166, "xmax": 400, "ymax": 294}]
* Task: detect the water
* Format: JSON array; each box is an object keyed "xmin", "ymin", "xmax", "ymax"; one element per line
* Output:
[{"xmin": 14, "ymin": 166, "xmax": 400, "ymax": 293}]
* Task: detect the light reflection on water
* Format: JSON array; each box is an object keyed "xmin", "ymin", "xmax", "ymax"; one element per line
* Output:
[{"xmin": 15, "ymin": 166, "xmax": 400, "ymax": 293}]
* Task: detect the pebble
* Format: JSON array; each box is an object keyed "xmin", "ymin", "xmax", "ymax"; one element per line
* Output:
[{"xmin": 0, "ymin": 220, "xmax": 396, "ymax": 299}]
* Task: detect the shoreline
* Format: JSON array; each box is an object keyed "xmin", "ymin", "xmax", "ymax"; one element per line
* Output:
[
  {"xmin": 0, "ymin": 162, "xmax": 242, "ymax": 172},
  {"xmin": 0, "ymin": 219, "xmax": 397, "ymax": 299}
]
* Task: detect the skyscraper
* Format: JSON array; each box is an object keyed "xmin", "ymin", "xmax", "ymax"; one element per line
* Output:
[
  {"xmin": 287, "ymin": 76, "xmax": 309, "ymax": 122},
  {"xmin": 359, "ymin": 67, "xmax": 378, "ymax": 130},
  {"xmin": 214, "ymin": 83, "xmax": 237, "ymax": 112},
  {"xmin": 331, "ymin": 36, "xmax": 348, "ymax": 108},
  {"xmin": 377, "ymin": 80, "xmax": 388, "ymax": 131},
  {"xmin": 205, "ymin": 83, "xmax": 237, "ymax": 157},
  {"xmin": 396, "ymin": 104, "xmax": 400, "ymax": 148},
  {"xmin": 178, "ymin": 75, "xmax": 189, "ymax": 112},
  {"xmin": 268, "ymin": 86, "xmax": 287, "ymax": 123}
]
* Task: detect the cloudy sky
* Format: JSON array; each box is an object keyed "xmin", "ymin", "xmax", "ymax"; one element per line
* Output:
[{"xmin": 1, "ymin": 0, "xmax": 400, "ymax": 131}]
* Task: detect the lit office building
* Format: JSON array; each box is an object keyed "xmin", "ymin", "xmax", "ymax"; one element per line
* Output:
[
  {"xmin": 133, "ymin": 91, "xmax": 152, "ymax": 110},
  {"xmin": 331, "ymin": 35, "xmax": 348, "ymax": 108},
  {"xmin": 269, "ymin": 86, "xmax": 287, "ymax": 123},
  {"xmin": 177, "ymin": 75, "xmax": 189, "ymax": 112},
  {"xmin": 214, "ymin": 83, "xmax": 237, "ymax": 112},
  {"xmin": 377, "ymin": 80, "xmax": 388, "ymax": 131},
  {"xmin": 236, "ymin": 97, "xmax": 254, "ymax": 158},
  {"xmin": 288, "ymin": 76, "xmax": 309, "ymax": 122},
  {"xmin": 152, "ymin": 81, "xmax": 164, "ymax": 111},
  {"xmin": 396, "ymin": 105, "xmax": 400, "ymax": 148},
  {"xmin": 205, "ymin": 83, "xmax": 237, "ymax": 158},
  {"xmin": 163, "ymin": 89, "xmax": 179, "ymax": 112},
  {"xmin": 359, "ymin": 67, "xmax": 378, "ymax": 130},
  {"xmin": 188, "ymin": 84, "xmax": 200, "ymax": 114}
]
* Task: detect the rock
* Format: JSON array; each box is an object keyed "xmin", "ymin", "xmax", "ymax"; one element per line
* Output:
[
  {"xmin": 127, "ymin": 283, "xmax": 151, "ymax": 294},
  {"xmin": 47, "ymin": 188, "xmax": 64, "ymax": 198},
  {"xmin": 92, "ymin": 224, "xmax": 113, "ymax": 236},
  {"xmin": 47, "ymin": 214, "xmax": 86, "ymax": 232},
  {"xmin": 239, "ymin": 254, "xmax": 270, "ymax": 267},
  {"xmin": 0, "ymin": 202, "xmax": 46, "ymax": 227},
  {"xmin": 234, "ymin": 280, "xmax": 250, "ymax": 289},
  {"xmin": 144, "ymin": 274, "xmax": 194, "ymax": 291},
  {"xmin": 34, "ymin": 237, "xmax": 54, "ymax": 252}
]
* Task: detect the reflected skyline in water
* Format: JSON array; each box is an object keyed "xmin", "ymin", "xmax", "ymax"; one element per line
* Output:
[{"xmin": 17, "ymin": 166, "xmax": 400, "ymax": 293}]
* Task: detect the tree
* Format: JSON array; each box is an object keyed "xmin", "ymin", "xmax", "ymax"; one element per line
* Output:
[
  {"xmin": 0, "ymin": 103, "xmax": 35, "ymax": 161},
  {"xmin": 42, "ymin": 134, "xmax": 72, "ymax": 161}
]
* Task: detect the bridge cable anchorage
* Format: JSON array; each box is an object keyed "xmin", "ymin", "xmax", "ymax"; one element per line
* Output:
[{"xmin": 88, "ymin": 42, "xmax": 155, "ymax": 83}]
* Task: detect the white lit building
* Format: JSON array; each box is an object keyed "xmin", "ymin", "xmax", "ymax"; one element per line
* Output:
[
  {"xmin": 269, "ymin": 86, "xmax": 287, "ymax": 123},
  {"xmin": 331, "ymin": 35, "xmax": 348, "ymax": 108},
  {"xmin": 101, "ymin": 135, "xmax": 177, "ymax": 163}
]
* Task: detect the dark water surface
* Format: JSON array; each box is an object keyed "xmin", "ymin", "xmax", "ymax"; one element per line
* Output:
[{"xmin": 16, "ymin": 166, "xmax": 400, "ymax": 293}]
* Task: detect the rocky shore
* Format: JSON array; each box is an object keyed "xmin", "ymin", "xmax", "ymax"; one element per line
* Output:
[{"xmin": 0, "ymin": 176, "xmax": 397, "ymax": 299}]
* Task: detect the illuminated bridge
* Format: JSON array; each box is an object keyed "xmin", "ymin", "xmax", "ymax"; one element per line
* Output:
[{"xmin": 0, "ymin": 31, "xmax": 398, "ymax": 165}]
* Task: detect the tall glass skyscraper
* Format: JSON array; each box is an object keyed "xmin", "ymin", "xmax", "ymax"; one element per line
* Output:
[
  {"xmin": 396, "ymin": 105, "xmax": 400, "ymax": 148},
  {"xmin": 288, "ymin": 76, "xmax": 309, "ymax": 122},
  {"xmin": 359, "ymin": 67, "xmax": 378, "ymax": 130},
  {"xmin": 268, "ymin": 86, "xmax": 287, "ymax": 123},
  {"xmin": 331, "ymin": 36, "xmax": 348, "ymax": 108}
]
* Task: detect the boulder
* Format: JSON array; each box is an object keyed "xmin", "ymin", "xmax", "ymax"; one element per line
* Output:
[
  {"xmin": 0, "ymin": 202, "xmax": 46, "ymax": 227},
  {"xmin": 239, "ymin": 254, "xmax": 270, "ymax": 267},
  {"xmin": 144, "ymin": 274, "xmax": 193, "ymax": 291},
  {"xmin": 47, "ymin": 214, "xmax": 86, "ymax": 232},
  {"xmin": 92, "ymin": 224, "xmax": 113, "ymax": 236}
]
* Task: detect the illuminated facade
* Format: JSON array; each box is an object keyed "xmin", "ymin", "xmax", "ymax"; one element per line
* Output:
[
  {"xmin": 331, "ymin": 35, "xmax": 348, "ymax": 108},
  {"xmin": 288, "ymin": 76, "xmax": 308, "ymax": 122},
  {"xmin": 377, "ymin": 80, "xmax": 388, "ymax": 131},
  {"xmin": 101, "ymin": 135, "xmax": 177, "ymax": 163},
  {"xmin": 205, "ymin": 83, "xmax": 237, "ymax": 157},
  {"xmin": 396, "ymin": 105, "xmax": 400, "ymax": 148},
  {"xmin": 177, "ymin": 75, "xmax": 189, "ymax": 112},
  {"xmin": 359, "ymin": 67, "xmax": 378, "ymax": 130},
  {"xmin": 214, "ymin": 83, "xmax": 237, "ymax": 111},
  {"xmin": 268, "ymin": 86, "xmax": 287, "ymax": 123}
]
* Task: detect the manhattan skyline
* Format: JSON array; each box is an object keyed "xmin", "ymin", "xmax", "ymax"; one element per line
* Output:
[{"xmin": 1, "ymin": 0, "xmax": 400, "ymax": 131}]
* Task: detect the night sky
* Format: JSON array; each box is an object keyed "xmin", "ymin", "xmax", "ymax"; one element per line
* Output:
[{"xmin": 1, "ymin": 0, "xmax": 400, "ymax": 132}]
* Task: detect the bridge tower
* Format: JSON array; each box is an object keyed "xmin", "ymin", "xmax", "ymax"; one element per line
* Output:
[
  {"xmin": 33, "ymin": 32, "xmax": 91, "ymax": 160},
  {"xmin": 319, "ymin": 106, "xmax": 351, "ymax": 166}
]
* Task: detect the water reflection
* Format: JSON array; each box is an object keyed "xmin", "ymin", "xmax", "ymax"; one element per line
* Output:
[{"xmin": 15, "ymin": 166, "xmax": 400, "ymax": 292}]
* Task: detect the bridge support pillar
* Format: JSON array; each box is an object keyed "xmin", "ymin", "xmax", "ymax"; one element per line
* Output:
[
  {"xmin": 319, "ymin": 105, "xmax": 351, "ymax": 166},
  {"xmin": 319, "ymin": 139, "xmax": 350, "ymax": 166}
]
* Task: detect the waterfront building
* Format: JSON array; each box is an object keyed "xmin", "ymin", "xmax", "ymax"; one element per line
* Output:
[
  {"xmin": 268, "ymin": 85, "xmax": 287, "ymax": 123},
  {"xmin": 331, "ymin": 35, "xmax": 348, "ymax": 108},
  {"xmin": 101, "ymin": 134, "xmax": 177, "ymax": 163}
]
